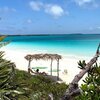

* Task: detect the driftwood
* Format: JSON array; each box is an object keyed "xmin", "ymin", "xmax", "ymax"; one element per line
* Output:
[{"xmin": 61, "ymin": 44, "xmax": 100, "ymax": 100}]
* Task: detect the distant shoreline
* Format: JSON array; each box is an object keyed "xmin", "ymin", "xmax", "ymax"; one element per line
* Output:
[{"xmin": 0, "ymin": 33, "xmax": 100, "ymax": 36}]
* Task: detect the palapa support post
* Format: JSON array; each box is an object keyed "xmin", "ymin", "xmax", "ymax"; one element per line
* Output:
[
  {"xmin": 57, "ymin": 59, "xmax": 59, "ymax": 80},
  {"xmin": 61, "ymin": 43, "xmax": 100, "ymax": 100},
  {"xmin": 50, "ymin": 59, "xmax": 53, "ymax": 76},
  {"xmin": 28, "ymin": 60, "xmax": 31, "ymax": 74}
]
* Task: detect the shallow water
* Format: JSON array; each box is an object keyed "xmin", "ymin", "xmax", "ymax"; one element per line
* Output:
[{"xmin": 4, "ymin": 34, "xmax": 100, "ymax": 57}]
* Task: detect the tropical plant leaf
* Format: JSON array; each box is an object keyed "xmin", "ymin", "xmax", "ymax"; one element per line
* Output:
[{"xmin": 0, "ymin": 36, "xmax": 6, "ymax": 42}]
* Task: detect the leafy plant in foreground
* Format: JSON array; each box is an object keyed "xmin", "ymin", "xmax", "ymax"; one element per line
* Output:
[
  {"xmin": 75, "ymin": 61, "xmax": 100, "ymax": 100},
  {"xmin": 0, "ymin": 36, "xmax": 68, "ymax": 100}
]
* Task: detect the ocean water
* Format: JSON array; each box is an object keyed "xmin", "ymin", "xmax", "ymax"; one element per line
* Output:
[{"xmin": 4, "ymin": 34, "xmax": 100, "ymax": 57}]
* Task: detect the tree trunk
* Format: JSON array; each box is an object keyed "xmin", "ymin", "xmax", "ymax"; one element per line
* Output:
[{"xmin": 61, "ymin": 44, "xmax": 100, "ymax": 100}]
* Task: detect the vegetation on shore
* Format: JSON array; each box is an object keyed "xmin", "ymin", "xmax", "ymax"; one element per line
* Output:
[
  {"xmin": 0, "ymin": 36, "xmax": 68, "ymax": 99},
  {"xmin": 75, "ymin": 61, "xmax": 100, "ymax": 100},
  {"xmin": 0, "ymin": 58, "xmax": 68, "ymax": 100},
  {"xmin": 0, "ymin": 36, "xmax": 100, "ymax": 100}
]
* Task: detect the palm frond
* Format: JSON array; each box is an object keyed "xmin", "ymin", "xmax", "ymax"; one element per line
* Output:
[
  {"xmin": 0, "ymin": 41, "xmax": 10, "ymax": 48},
  {"xmin": 0, "ymin": 36, "xmax": 6, "ymax": 42}
]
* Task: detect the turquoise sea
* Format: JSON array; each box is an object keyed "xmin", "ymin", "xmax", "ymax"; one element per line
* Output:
[{"xmin": 4, "ymin": 34, "xmax": 100, "ymax": 57}]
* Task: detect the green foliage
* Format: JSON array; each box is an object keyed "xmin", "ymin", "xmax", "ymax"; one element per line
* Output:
[
  {"xmin": 49, "ymin": 82, "xmax": 68, "ymax": 100},
  {"xmin": 0, "ymin": 36, "xmax": 68, "ymax": 99},
  {"xmin": 30, "ymin": 91, "xmax": 49, "ymax": 100},
  {"xmin": 75, "ymin": 61, "xmax": 100, "ymax": 100},
  {"xmin": 6, "ymin": 69, "xmax": 68, "ymax": 100},
  {"xmin": 78, "ymin": 60, "xmax": 86, "ymax": 69},
  {"xmin": 0, "ymin": 36, "xmax": 10, "ymax": 48},
  {"xmin": 1, "ymin": 36, "xmax": 100, "ymax": 100},
  {"xmin": 0, "ymin": 55, "xmax": 68, "ymax": 100},
  {"xmin": 0, "ymin": 36, "xmax": 6, "ymax": 42},
  {"xmin": 0, "ymin": 36, "xmax": 17, "ymax": 100}
]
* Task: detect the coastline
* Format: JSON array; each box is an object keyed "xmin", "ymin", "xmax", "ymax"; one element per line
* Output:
[
  {"xmin": 1, "ymin": 47, "xmax": 91, "ymax": 84},
  {"xmin": 1, "ymin": 33, "xmax": 100, "ymax": 36}
]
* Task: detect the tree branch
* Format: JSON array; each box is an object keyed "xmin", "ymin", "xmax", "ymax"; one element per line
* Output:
[{"xmin": 61, "ymin": 43, "xmax": 100, "ymax": 100}]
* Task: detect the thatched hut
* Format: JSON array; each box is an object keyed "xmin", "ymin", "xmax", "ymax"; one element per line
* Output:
[{"xmin": 25, "ymin": 53, "xmax": 62, "ymax": 80}]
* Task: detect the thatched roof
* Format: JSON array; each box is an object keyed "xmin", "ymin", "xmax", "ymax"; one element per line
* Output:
[{"xmin": 25, "ymin": 53, "xmax": 62, "ymax": 61}]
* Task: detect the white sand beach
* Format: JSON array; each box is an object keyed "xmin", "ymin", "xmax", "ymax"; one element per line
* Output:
[{"xmin": 1, "ymin": 47, "xmax": 91, "ymax": 84}]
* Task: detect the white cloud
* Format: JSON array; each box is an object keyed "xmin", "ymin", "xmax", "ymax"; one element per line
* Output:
[
  {"xmin": 89, "ymin": 26, "xmax": 100, "ymax": 31},
  {"xmin": 44, "ymin": 4, "xmax": 65, "ymax": 18},
  {"xmin": 0, "ymin": 6, "xmax": 16, "ymax": 13},
  {"xmin": 97, "ymin": 26, "xmax": 100, "ymax": 29},
  {"xmin": 29, "ymin": 1, "xmax": 43, "ymax": 11},
  {"xmin": 29, "ymin": 1, "xmax": 67, "ymax": 18},
  {"xmin": 75, "ymin": 0, "xmax": 92, "ymax": 6},
  {"xmin": 27, "ymin": 19, "xmax": 32, "ymax": 24},
  {"xmin": 74, "ymin": 0, "xmax": 100, "ymax": 8}
]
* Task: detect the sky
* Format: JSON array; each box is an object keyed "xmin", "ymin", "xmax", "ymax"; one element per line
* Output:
[{"xmin": 0, "ymin": 0, "xmax": 100, "ymax": 35}]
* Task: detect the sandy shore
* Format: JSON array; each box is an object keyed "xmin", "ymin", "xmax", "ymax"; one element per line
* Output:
[{"xmin": 1, "ymin": 47, "xmax": 91, "ymax": 84}]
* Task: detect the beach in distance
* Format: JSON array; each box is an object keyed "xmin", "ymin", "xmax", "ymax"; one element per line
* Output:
[
  {"xmin": 1, "ymin": 34, "xmax": 100, "ymax": 84},
  {"xmin": 1, "ymin": 0, "xmax": 100, "ymax": 99}
]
